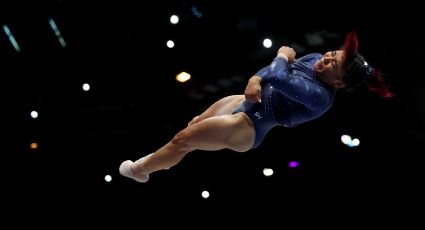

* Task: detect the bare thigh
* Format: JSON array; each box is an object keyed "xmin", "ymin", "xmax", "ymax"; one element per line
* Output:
[
  {"xmin": 181, "ymin": 112, "xmax": 255, "ymax": 152},
  {"xmin": 191, "ymin": 95, "xmax": 245, "ymax": 124}
]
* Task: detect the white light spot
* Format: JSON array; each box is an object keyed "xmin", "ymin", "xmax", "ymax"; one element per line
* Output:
[
  {"xmin": 167, "ymin": 40, "xmax": 175, "ymax": 48},
  {"xmin": 201, "ymin": 190, "xmax": 210, "ymax": 199},
  {"xmin": 341, "ymin": 134, "xmax": 352, "ymax": 145},
  {"xmin": 82, "ymin": 83, "xmax": 90, "ymax": 91},
  {"xmin": 351, "ymin": 138, "xmax": 360, "ymax": 147},
  {"xmin": 30, "ymin": 111, "xmax": 38, "ymax": 119},
  {"xmin": 263, "ymin": 168, "xmax": 274, "ymax": 176},
  {"xmin": 170, "ymin": 15, "xmax": 179, "ymax": 24},
  {"xmin": 104, "ymin": 175, "xmax": 112, "ymax": 182},
  {"xmin": 263, "ymin": 38, "xmax": 272, "ymax": 48}
]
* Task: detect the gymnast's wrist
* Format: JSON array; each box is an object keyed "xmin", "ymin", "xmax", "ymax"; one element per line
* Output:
[{"xmin": 276, "ymin": 54, "xmax": 289, "ymax": 62}]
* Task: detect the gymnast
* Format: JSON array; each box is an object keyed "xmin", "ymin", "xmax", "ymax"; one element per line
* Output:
[{"xmin": 119, "ymin": 30, "xmax": 394, "ymax": 183}]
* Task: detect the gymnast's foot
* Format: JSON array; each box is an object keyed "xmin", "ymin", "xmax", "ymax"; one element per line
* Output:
[{"xmin": 119, "ymin": 159, "xmax": 149, "ymax": 183}]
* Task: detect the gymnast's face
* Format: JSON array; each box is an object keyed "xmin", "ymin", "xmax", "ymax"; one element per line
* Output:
[{"xmin": 314, "ymin": 50, "xmax": 347, "ymax": 90}]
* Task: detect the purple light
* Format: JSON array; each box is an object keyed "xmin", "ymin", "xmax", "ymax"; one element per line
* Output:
[{"xmin": 288, "ymin": 161, "xmax": 299, "ymax": 168}]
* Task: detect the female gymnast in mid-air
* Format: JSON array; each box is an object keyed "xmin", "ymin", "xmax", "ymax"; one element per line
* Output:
[{"xmin": 120, "ymin": 30, "xmax": 394, "ymax": 183}]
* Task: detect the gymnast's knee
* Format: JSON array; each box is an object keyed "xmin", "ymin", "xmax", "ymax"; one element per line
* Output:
[
  {"xmin": 171, "ymin": 130, "xmax": 192, "ymax": 149},
  {"xmin": 187, "ymin": 115, "xmax": 200, "ymax": 126}
]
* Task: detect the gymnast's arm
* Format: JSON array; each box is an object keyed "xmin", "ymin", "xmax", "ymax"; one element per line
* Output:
[
  {"xmin": 244, "ymin": 53, "xmax": 291, "ymax": 103},
  {"xmin": 264, "ymin": 57, "xmax": 332, "ymax": 109}
]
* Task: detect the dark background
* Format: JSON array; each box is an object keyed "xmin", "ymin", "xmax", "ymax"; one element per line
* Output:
[{"xmin": 1, "ymin": 0, "xmax": 424, "ymax": 226}]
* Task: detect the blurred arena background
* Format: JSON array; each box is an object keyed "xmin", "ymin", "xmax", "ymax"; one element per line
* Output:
[{"xmin": 1, "ymin": 0, "xmax": 424, "ymax": 226}]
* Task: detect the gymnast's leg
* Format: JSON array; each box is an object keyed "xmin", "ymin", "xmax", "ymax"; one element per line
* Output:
[
  {"xmin": 119, "ymin": 95, "xmax": 254, "ymax": 183},
  {"xmin": 187, "ymin": 95, "xmax": 245, "ymax": 126}
]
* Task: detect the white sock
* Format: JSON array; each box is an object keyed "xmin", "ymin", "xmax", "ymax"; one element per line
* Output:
[{"xmin": 119, "ymin": 158, "xmax": 149, "ymax": 183}]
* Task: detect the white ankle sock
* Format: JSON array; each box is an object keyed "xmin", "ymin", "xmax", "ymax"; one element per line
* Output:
[{"xmin": 119, "ymin": 158, "xmax": 149, "ymax": 183}]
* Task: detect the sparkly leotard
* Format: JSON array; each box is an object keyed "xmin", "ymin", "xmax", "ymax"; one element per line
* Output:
[{"xmin": 233, "ymin": 53, "xmax": 335, "ymax": 149}]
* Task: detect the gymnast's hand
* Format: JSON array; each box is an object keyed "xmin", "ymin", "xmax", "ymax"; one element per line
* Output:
[
  {"xmin": 245, "ymin": 75, "xmax": 262, "ymax": 103},
  {"xmin": 277, "ymin": 46, "xmax": 296, "ymax": 63}
]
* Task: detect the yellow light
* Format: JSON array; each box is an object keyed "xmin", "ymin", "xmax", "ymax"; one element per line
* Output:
[
  {"xmin": 176, "ymin": 72, "xmax": 191, "ymax": 83},
  {"xmin": 30, "ymin": 142, "xmax": 38, "ymax": 149}
]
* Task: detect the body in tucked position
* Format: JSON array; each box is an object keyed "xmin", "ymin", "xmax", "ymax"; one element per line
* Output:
[{"xmin": 119, "ymin": 30, "xmax": 394, "ymax": 183}]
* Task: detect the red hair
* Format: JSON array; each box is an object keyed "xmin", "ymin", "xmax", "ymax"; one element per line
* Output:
[{"xmin": 342, "ymin": 30, "xmax": 395, "ymax": 98}]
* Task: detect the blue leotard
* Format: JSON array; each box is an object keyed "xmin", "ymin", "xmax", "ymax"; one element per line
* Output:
[{"xmin": 233, "ymin": 53, "xmax": 335, "ymax": 149}]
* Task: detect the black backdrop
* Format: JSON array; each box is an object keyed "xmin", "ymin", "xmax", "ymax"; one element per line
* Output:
[{"xmin": 1, "ymin": 0, "xmax": 424, "ymax": 226}]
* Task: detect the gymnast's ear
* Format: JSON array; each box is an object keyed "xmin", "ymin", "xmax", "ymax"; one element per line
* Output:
[{"xmin": 335, "ymin": 81, "xmax": 347, "ymax": 90}]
